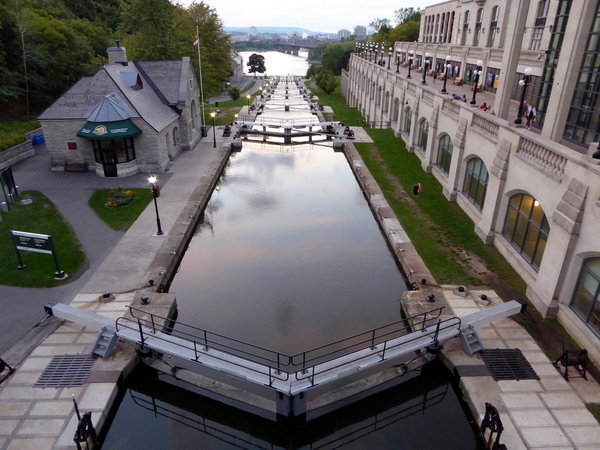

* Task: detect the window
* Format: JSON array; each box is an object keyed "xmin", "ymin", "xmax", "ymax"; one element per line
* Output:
[
  {"xmin": 67, "ymin": 142, "xmax": 78, "ymax": 150},
  {"xmin": 418, "ymin": 119, "xmax": 429, "ymax": 151},
  {"xmin": 92, "ymin": 138, "xmax": 136, "ymax": 164},
  {"xmin": 392, "ymin": 99, "xmax": 400, "ymax": 122},
  {"xmin": 384, "ymin": 92, "xmax": 390, "ymax": 113},
  {"xmin": 166, "ymin": 132, "xmax": 170, "ymax": 149},
  {"xmin": 571, "ymin": 259, "xmax": 600, "ymax": 336},
  {"xmin": 173, "ymin": 127, "xmax": 179, "ymax": 146},
  {"xmin": 376, "ymin": 86, "xmax": 382, "ymax": 105},
  {"xmin": 436, "ymin": 134, "xmax": 453, "ymax": 175},
  {"xmin": 530, "ymin": 0, "xmax": 550, "ymax": 50},
  {"xmin": 461, "ymin": 10, "xmax": 470, "ymax": 46},
  {"xmin": 463, "ymin": 157, "xmax": 488, "ymax": 210},
  {"xmin": 403, "ymin": 107, "xmax": 412, "ymax": 134},
  {"xmin": 474, "ymin": 8, "xmax": 484, "ymax": 46},
  {"xmin": 487, "ymin": 6, "xmax": 499, "ymax": 47},
  {"xmin": 502, "ymin": 194, "xmax": 549, "ymax": 271},
  {"xmin": 191, "ymin": 100, "xmax": 197, "ymax": 130}
]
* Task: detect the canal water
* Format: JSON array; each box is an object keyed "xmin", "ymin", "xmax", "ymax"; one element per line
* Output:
[{"xmin": 100, "ymin": 57, "xmax": 480, "ymax": 449}]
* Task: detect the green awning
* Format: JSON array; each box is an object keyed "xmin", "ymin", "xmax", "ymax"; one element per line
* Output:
[{"xmin": 77, "ymin": 119, "xmax": 142, "ymax": 139}]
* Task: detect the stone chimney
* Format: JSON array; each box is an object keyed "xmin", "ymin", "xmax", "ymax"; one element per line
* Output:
[{"xmin": 107, "ymin": 40, "xmax": 128, "ymax": 65}]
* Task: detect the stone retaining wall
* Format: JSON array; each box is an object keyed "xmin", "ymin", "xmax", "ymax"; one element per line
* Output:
[{"xmin": 0, "ymin": 128, "xmax": 42, "ymax": 171}]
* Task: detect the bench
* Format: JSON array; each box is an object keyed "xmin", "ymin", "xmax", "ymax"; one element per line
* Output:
[
  {"xmin": 452, "ymin": 77, "xmax": 462, "ymax": 85},
  {"xmin": 64, "ymin": 162, "xmax": 88, "ymax": 172}
]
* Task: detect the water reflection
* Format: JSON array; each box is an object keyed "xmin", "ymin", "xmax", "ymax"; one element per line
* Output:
[{"xmin": 101, "ymin": 363, "xmax": 479, "ymax": 450}]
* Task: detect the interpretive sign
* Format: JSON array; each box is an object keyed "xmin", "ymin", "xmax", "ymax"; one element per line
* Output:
[{"xmin": 10, "ymin": 230, "xmax": 66, "ymax": 278}]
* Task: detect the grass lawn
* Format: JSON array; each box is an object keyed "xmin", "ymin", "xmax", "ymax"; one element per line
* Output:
[
  {"xmin": 0, "ymin": 191, "xmax": 85, "ymax": 287},
  {"xmin": 88, "ymin": 188, "xmax": 153, "ymax": 231}
]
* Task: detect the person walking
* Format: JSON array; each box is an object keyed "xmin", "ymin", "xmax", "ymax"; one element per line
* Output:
[{"xmin": 526, "ymin": 103, "xmax": 537, "ymax": 130}]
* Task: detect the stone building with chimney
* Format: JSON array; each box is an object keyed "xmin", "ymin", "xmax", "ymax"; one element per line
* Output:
[{"xmin": 38, "ymin": 45, "xmax": 203, "ymax": 177}]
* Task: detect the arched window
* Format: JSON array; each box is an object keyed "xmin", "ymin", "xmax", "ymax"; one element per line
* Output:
[
  {"xmin": 173, "ymin": 127, "xmax": 179, "ymax": 146},
  {"xmin": 487, "ymin": 6, "xmax": 500, "ymax": 47},
  {"xmin": 571, "ymin": 258, "xmax": 600, "ymax": 335},
  {"xmin": 191, "ymin": 100, "xmax": 197, "ymax": 130},
  {"xmin": 463, "ymin": 157, "xmax": 488, "ymax": 210},
  {"xmin": 384, "ymin": 92, "xmax": 390, "ymax": 113},
  {"xmin": 437, "ymin": 134, "xmax": 453, "ymax": 175},
  {"xmin": 392, "ymin": 98, "xmax": 400, "ymax": 122},
  {"xmin": 376, "ymin": 86, "xmax": 382, "ymax": 105},
  {"xmin": 502, "ymin": 194, "xmax": 549, "ymax": 270},
  {"xmin": 461, "ymin": 10, "xmax": 470, "ymax": 45},
  {"xmin": 473, "ymin": 8, "xmax": 484, "ymax": 46},
  {"xmin": 403, "ymin": 107, "xmax": 412, "ymax": 134},
  {"xmin": 166, "ymin": 132, "xmax": 170, "ymax": 149},
  {"xmin": 418, "ymin": 119, "xmax": 429, "ymax": 151}
]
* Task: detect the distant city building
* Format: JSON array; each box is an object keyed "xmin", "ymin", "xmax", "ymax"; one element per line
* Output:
[
  {"xmin": 248, "ymin": 26, "xmax": 257, "ymax": 36},
  {"xmin": 338, "ymin": 29, "xmax": 351, "ymax": 39},
  {"xmin": 354, "ymin": 25, "xmax": 367, "ymax": 36}
]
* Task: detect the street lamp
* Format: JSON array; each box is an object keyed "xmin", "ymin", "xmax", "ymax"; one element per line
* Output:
[
  {"xmin": 210, "ymin": 111, "xmax": 216, "ymax": 148},
  {"xmin": 246, "ymin": 95, "xmax": 251, "ymax": 108},
  {"xmin": 396, "ymin": 51, "xmax": 401, "ymax": 73},
  {"xmin": 422, "ymin": 53, "xmax": 431, "ymax": 84},
  {"xmin": 514, "ymin": 67, "xmax": 533, "ymax": 124},
  {"xmin": 407, "ymin": 51, "xmax": 414, "ymax": 78},
  {"xmin": 470, "ymin": 60, "xmax": 484, "ymax": 105},
  {"xmin": 234, "ymin": 113, "xmax": 238, "ymax": 124},
  {"xmin": 441, "ymin": 55, "xmax": 451, "ymax": 93},
  {"xmin": 148, "ymin": 175, "xmax": 164, "ymax": 236},
  {"xmin": 387, "ymin": 47, "xmax": 392, "ymax": 69},
  {"xmin": 380, "ymin": 43, "xmax": 385, "ymax": 65},
  {"xmin": 369, "ymin": 44, "xmax": 373, "ymax": 62}
]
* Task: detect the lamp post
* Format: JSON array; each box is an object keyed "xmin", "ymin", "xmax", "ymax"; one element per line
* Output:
[
  {"xmin": 407, "ymin": 51, "xmax": 414, "ymax": 78},
  {"xmin": 514, "ymin": 67, "xmax": 533, "ymax": 124},
  {"xmin": 441, "ymin": 55, "xmax": 451, "ymax": 93},
  {"xmin": 246, "ymin": 94, "xmax": 251, "ymax": 108},
  {"xmin": 470, "ymin": 60, "xmax": 484, "ymax": 105},
  {"xmin": 148, "ymin": 175, "xmax": 164, "ymax": 236},
  {"xmin": 422, "ymin": 52, "xmax": 431, "ymax": 84},
  {"xmin": 396, "ymin": 51, "xmax": 401, "ymax": 73},
  {"xmin": 380, "ymin": 43, "xmax": 385, "ymax": 65},
  {"xmin": 210, "ymin": 111, "xmax": 216, "ymax": 148},
  {"xmin": 387, "ymin": 47, "xmax": 392, "ymax": 69},
  {"xmin": 234, "ymin": 113, "xmax": 238, "ymax": 124}
]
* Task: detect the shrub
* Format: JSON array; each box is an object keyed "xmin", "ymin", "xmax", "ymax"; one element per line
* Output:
[
  {"xmin": 105, "ymin": 189, "xmax": 137, "ymax": 208},
  {"xmin": 0, "ymin": 120, "xmax": 41, "ymax": 151}
]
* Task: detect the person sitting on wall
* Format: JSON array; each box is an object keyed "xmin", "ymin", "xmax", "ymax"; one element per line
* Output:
[
  {"xmin": 461, "ymin": 94, "xmax": 467, "ymax": 102},
  {"xmin": 450, "ymin": 93, "xmax": 462, "ymax": 101},
  {"xmin": 479, "ymin": 102, "xmax": 488, "ymax": 110}
]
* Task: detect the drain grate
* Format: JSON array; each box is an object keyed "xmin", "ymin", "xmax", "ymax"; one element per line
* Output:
[
  {"xmin": 35, "ymin": 354, "xmax": 96, "ymax": 388},
  {"xmin": 481, "ymin": 349, "xmax": 539, "ymax": 381}
]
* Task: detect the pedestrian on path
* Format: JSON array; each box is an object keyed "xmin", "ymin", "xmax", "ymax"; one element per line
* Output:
[{"xmin": 526, "ymin": 103, "xmax": 537, "ymax": 130}]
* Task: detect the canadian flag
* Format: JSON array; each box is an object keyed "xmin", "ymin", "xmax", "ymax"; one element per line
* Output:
[{"xmin": 192, "ymin": 34, "xmax": 199, "ymax": 50}]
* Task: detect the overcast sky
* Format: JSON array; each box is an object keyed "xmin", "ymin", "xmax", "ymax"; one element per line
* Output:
[{"xmin": 180, "ymin": 0, "xmax": 438, "ymax": 34}]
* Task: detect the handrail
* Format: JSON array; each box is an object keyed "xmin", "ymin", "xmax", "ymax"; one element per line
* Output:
[{"xmin": 118, "ymin": 305, "xmax": 455, "ymax": 383}]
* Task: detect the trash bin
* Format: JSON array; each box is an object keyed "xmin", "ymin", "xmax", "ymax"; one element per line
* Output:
[
  {"xmin": 215, "ymin": 101, "xmax": 219, "ymax": 107},
  {"xmin": 32, "ymin": 135, "xmax": 45, "ymax": 145},
  {"xmin": 201, "ymin": 126, "xmax": 209, "ymax": 137}
]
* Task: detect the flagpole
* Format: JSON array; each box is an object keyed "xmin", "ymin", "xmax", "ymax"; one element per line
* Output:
[{"xmin": 196, "ymin": 25, "xmax": 206, "ymax": 128}]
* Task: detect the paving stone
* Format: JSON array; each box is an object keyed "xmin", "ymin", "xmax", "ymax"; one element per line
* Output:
[
  {"xmin": 0, "ymin": 419, "xmax": 20, "ymax": 435},
  {"xmin": 498, "ymin": 379, "xmax": 542, "ymax": 393},
  {"xmin": 541, "ymin": 391, "xmax": 585, "ymax": 408},
  {"xmin": 6, "ymin": 437, "xmax": 56, "ymax": 450},
  {"xmin": 553, "ymin": 408, "xmax": 599, "ymax": 426},
  {"xmin": 520, "ymin": 426, "xmax": 571, "ymax": 447},
  {"xmin": 29, "ymin": 345, "xmax": 89, "ymax": 357},
  {"xmin": 502, "ymin": 393, "xmax": 544, "ymax": 409},
  {"xmin": 563, "ymin": 425, "xmax": 600, "ymax": 445},
  {"xmin": 0, "ymin": 387, "xmax": 58, "ymax": 401},
  {"xmin": 17, "ymin": 357, "xmax": 53, "ymax": 372},
  {"xmin": 480, "ymin": 339, "xmax": 508, "ymax": 349},
  {"xmin": 538, "ymin": 375, "xmax": 571, "ymax": 391},
  {"xmin": 510, "ymin": 409, "xmax": 557, "ymax": 427},
  {"xmin": 495, "ymin": 327, "xmax": 532, "ymax": 340},
  {"xmin": 17, "ymin": 418, "xmax": 65, "ymax": 435},
  {"xmin": 569, "ymin": 378, "xmax": 600, "ymax": 403},
  {"xmin": 41, "ymin": 334, "xmax": 78, "ymax": 345},
  {"xmin": 5, "ymin": 372, "xmax": 42, "ymax": 386},
  {"xmin": 521, "ymin": 350, "xmax": 552, "ymax": 363},
  {"xmin": 499, "ymin": 339, "xmax": 541, "ymax": 351},
  {"xmin": 78, "ymin": 383, "xmax": 118, "ymax": 410},
  {"xmin": 530, "ymin": 362, "xmax": 562, "ymax": 377},
  {"xmin": 0, "ymin": 402, "xmax": 31, "ymax": 417},
  {"xmin": 29, "ymin": 401, "xmax": 74, "ymax": 417}
]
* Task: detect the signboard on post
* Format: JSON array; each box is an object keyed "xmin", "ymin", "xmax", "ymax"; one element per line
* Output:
[{"xmin": 10, "ymin": 230, "xmax": 66, "ymax": 278}]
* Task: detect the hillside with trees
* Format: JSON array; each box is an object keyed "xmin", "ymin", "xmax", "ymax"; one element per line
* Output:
[{"xmin": 0, "ymin": 0, "xmax": 231, "ymax": 119}]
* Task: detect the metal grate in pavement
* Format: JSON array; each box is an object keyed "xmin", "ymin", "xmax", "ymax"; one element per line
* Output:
[
  {"xmin": 481, "ymin": 349, "xmax": 540, "ymax": 381},
  {"xmin": 35, "ymin": 354, "xmax": 96, "ymax": 388}
]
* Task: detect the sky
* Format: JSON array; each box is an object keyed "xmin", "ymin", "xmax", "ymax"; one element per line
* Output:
[{"xmin": 179, "ymin": 0, "xmax": 438, "ymax": 34}]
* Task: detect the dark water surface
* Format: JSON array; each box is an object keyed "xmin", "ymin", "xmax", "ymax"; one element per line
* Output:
[{"xmin": 168, "ymin": 142, "xmax": 407, "ymax": 355}]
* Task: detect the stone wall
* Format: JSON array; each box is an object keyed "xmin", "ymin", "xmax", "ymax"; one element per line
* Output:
[{"xmin": 0, "ymin": 128, "xmax": 41, "ymax": 171}]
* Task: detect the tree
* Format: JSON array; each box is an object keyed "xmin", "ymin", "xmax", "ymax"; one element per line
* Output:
[
  {"xmin": 227, "ymin": 85, "xmax": 240, "ymax": 101},
  {"xmin": 387, "ymin": 21, "xmax": 420, "ymax": 44},
  {"xmin": 369, "ymin": 17, "xmax": 391, "ymax": 33},
  {"xmin": 315, "ymin": 69, "xmax": 338, "ymax": 95},
  {"xmin": 247, "ymin": 53, "xmax": 265, "ymax": 76},
  {"xmin": 321, "ymin": 43, "xmax": 354, "ymax": 76},
  {"xmin": 394, "ymin": 7, "xmax": 421, "ymax": 25}
]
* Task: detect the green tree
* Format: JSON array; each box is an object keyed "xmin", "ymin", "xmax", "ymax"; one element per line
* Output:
[
  {"xmin": 387, "ymin": 21, "xmax": 420, "ymax": 44},
  {"xmin": 315, "ymin": 69, "xmax": 338, "ymax": 95},
  {"xmin": 247, "ymin": 53, "xmax": 265, "ymax": 76},
  {"xmin": 369, "ymin": 17, "xmax": 391, "ymax": 33},
  {"xmin": 394, "ymin": 7, "xmax": 421, "ymax": 25},
  {"xmin": 308, "ymin": 42, "xmax": 328, "ymax": 62},
  {"xmin": 321, "ymin": 43, "xmax": 354, "ymax": 76},
  {"xmin": 227, "ymin": 85, "xmax": 240, "ymax": 101}
]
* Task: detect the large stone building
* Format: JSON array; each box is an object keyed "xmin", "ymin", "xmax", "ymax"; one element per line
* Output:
[
  {"xmin": 344, "ymin": 0, "xmax": 600, "ymax": 362},
  {"xmin": 38, "ymin": 46, "xmax": 203, "ymax": 177}
]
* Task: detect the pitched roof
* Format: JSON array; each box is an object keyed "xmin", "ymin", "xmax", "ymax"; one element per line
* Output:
[
  {"xmin": 38, "ymin": 59, "xmax": 191, "ymax": 132},
  {"xmin": 83, "ymin": 91, "xmax": 137, "ymax": 122}
]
